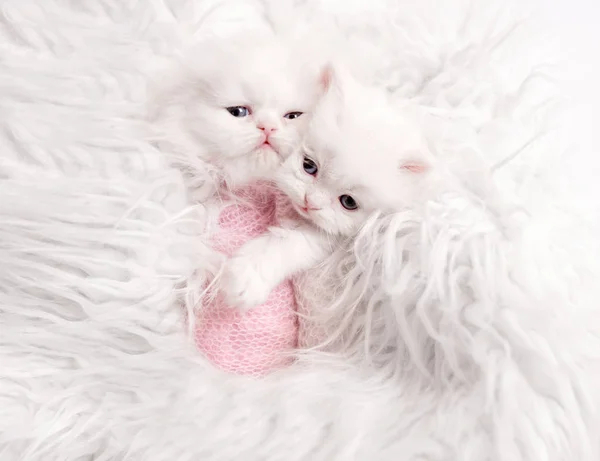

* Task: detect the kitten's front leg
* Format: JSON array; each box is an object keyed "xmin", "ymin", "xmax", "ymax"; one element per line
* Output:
[{"xmin": 221, "ymin": 225, "xmax": 328, "ymax": 309}]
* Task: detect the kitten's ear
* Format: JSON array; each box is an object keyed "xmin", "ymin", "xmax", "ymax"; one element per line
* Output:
[
  {"xmin": 399, "ymin": 159, "xmax": 429, "ymax": 174},
  {"xmin": 319, "ymin": 64, "xmax": 335, "ymax": 92}
]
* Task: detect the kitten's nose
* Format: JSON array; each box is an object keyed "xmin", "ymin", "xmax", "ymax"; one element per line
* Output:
[
  {"xmin": 258, "ymin": 124, "xmax": 277, "ymax": 135},
  {"xmin": 303, "ymin": 195, "xmax": 321, "ymax": 211}
]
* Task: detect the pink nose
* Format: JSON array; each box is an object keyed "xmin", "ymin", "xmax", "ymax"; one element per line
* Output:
[
  {"xmin": 258, "ymin": 125, "xmax": 276, "ymax": 135},
  {"xmin": 303, "ymin": 195, "xmax": 321, "ymax": 211}
]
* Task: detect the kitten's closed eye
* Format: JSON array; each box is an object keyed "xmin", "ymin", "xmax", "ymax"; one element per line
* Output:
[
  {"xmin": 284, "ymin": 111, "xmax": 303, "ymax": 120},
  {"xmin": 302, "ymin": 157, "xmax": 318, "ymax": 176},
  {"xmin": 226, "ymin": 106, "xmax": 250, "ymax": 118},
  {"xmin": 339, "ymin": 195, "xmax": 358, "ymax": 211}
]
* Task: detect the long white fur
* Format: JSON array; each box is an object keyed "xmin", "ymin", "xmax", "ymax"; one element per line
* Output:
[{"xmin": 1, "ymin": 0, "xmax": 599, "ymax": 460}]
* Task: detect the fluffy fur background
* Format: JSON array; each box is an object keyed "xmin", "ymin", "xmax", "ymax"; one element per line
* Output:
[{"xmin": 1, "ymin": 1, "xmax": 599, "ymax": 460}]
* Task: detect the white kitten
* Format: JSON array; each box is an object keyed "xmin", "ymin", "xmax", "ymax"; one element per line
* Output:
[
  {"xmin": 222, "ymin": 67, "xmax": 434, "ymax": 308},
  {"xmin": 154, "ymin": 34, "xmax": 324, "ymax": 190}
]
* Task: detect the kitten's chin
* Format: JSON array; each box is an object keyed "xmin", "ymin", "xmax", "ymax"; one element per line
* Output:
[
  {"xmin": 222, "ymin": 149, "xmax": 282, "ymax": 187},
  {"xmin": 253, "ymin": 147, "xmax": 282, "ymax": 174},
  {"xmin": 257, "ymin": 143, "xmax": 280, "ymax": 158},
  {"xmin": 291, "ymin": 204, "xmax": 323, "ymax": 228}
]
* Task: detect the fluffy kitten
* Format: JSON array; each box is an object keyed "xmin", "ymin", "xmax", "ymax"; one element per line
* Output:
[
  {"xmin": 221, "ymin": 67, "xmax": 434, "ymax": 308},
  {"xmin": 154, "ymin": 34, "xmax": 324, "ymax": 189}
]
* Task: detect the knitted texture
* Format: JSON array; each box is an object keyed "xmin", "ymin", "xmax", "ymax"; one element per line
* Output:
[{"xmin": 195, "ymin": 184, "xmax": 298, "ymax": 377}]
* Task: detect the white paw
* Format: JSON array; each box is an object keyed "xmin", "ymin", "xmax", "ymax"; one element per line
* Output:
[{"xmin": 220, "ymin": 256, "xmax": 272, "ymax": 309}]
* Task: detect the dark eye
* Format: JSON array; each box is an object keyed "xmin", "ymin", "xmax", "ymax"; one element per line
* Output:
[
  {"xmin": 284, "ymin": 111, "xmax": 303, "ymax": 120},
  {"xmin": 302, "ymin": 157, "xmax": 318, "ymax": 176},
  {"xmin": 226, "ymin": 106, "xmax": 250, "ymax": 118},
  {"xmin": 339, "ymin": 195, "xmax": 358, "ymax": 211}
]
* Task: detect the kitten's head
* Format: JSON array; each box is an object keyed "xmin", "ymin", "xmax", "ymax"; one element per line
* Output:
[
  {"xmin": 276, "ymin": 67, "xmax": 433, "ymax": 236},
  {"xmin": 181, "ymin": 36, "xmax": 324, "ymax": 186}
]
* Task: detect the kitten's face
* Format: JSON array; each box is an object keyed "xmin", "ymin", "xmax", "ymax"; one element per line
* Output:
[
  {"xmin": 185, "ymin": 38, "xmax": 322, "ymax": 185},
  {"xmin": 276, "ymin": 69, "xmax": 430, "ymax": 236}
]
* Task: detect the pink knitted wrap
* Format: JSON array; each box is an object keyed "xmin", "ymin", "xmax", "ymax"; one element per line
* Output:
[{"xmin": 195, "ymin": 184, "xmax": 299, "ymax": 377}]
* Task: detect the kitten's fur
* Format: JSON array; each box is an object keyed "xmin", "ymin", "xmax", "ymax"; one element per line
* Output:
[
  {"xmin": 222, "ymin": 67, "xmax": 434, "ymax": 308},
  {"xmin": 154, "ymin": 35, "xmax": 324, "ymax": 190}
]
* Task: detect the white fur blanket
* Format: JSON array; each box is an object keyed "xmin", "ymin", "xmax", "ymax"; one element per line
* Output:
[{"xmin": 1, "ymin": 1, "xmax": 599, "ymax": 460}]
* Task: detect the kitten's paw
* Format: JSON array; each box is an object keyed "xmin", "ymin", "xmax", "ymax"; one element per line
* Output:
[{"xmin": 221, "ymin": 257, "xmax": 272, "ymax": 309}]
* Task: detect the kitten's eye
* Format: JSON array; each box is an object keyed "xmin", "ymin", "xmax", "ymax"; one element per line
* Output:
[
  {"xmin": 302, "ymin": 157, "xmax": 318, "ymax": 176},
  {"xmin": 284, "ymin": 111, "xmax": 303, "ymax": 120},
  {"xmin": 339, "ymin": 195, "xmax": 358, "ymax": 211},
  {"xmin": 226, "ymin": 106, "xmax": 250, "ymax": 118}
]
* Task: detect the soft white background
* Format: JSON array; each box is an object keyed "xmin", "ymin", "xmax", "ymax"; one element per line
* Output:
[
  {"xmin": 0, "ymin": 1, "xmax": 599, "ymax": 460},
  {"xmin": 545, "ymin": 0, "xmax": 600, "ymax": 177}
]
